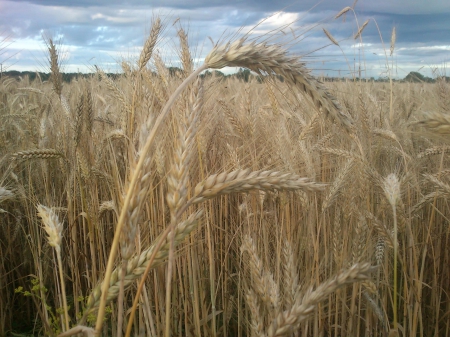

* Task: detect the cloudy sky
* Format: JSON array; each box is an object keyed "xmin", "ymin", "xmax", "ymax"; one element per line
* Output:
[{"xmin": 1, "ymin": 0, "xmax": 449, "ymax": 79}]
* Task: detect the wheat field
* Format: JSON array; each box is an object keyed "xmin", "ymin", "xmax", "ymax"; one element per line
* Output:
[{"xmin": 0, "ymin": 13, "xmax": 449, "ymax": 337}]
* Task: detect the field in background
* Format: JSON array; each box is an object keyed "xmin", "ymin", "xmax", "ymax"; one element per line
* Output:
[{"xmin": 1, "ymin": 15, "xmax": 450, "ymax": 337}]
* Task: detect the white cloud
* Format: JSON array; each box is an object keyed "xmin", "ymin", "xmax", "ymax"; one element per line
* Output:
[
  {"xmin": 8, "ymin": 37, "xmax": 42, "ymax": 51},
  {"xmin": 398, "ymin": 45, "xmax": 450, "ymax": 52}
]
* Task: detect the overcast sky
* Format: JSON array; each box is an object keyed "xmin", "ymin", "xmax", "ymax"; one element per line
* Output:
[{"xmin": 1, "ymin": 0, "xmax": 449, "ymax": 78}]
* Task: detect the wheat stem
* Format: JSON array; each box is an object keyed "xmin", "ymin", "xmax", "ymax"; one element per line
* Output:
[{"xmin": 93, "ymin": 65, "xmax": 206, "ymax": 335}]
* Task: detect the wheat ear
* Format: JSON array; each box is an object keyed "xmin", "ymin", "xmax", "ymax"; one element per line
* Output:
[
  {"xmin": 246, "ymin": 289, "xmax": 265, "ymax": 337},
  {"xmin": 190, "ymin": 169, "xmax": 325, "ymax": 204},
  {"xmin": 323, "ymin": 28, "xmax": 339, "ymax": 46},
  {"xmin": 390, "ymin": 27, "xmax": 396, "ymax": 56},
  {"xmin": 177, "ymin": 27, "xmax": 193, "ymax": 75},
  {"xmin": 0, "ymin": 187, "xmax": 13, "ymax": 203},
  {"xmin": 163, "ymin": 79, "xmax": 202, "ymax": 337},
  {"xmin": 416, "ymin": 111, "xmax": 450, "ymax": 134},
  {"xmin": 204, "ymin": 38, "xmax": 354, "ymax": 130},
  {"xmin": 37, "ymin": 205, "xmax": 70, "ymax": 332},
  {"xmin": 12, "ymin": 149, "xmax": 63, "ymax": 160},
  {"xmin": 45, "ymin": 37, "xmax": 63, "ymax": 98},
  {"xmin": 335, "ymin": 6, "xmax": 352, "ymax": 19},
  {"xmin": 354, "ymin": 20, "xmax": 370, "ymax": 39},
  {"xmin": 418, "ymin": 146, "xmax": 450, "ymax": 158},
  {"xmin": 137, "ymin": 17, "xmax": 162, "ymax": 70},
  {"xmin": 115, "ymin": 152, "xmax": 152, "ymax": 337},
  {"xmin": 267, "ymin": 263, "xmax": 375, "ymax": 337},
  {"xmin": 241, "ymin": 236, "xmax": 280, "ymax": 312}
]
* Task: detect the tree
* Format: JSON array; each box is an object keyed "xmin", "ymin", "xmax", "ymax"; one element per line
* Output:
[
  {"xmin": 404, "ymin": 71, "xmax": 434, "ymax": 83},
  {"xmin": 236, "ymin": 68, "xmax": 251, "ymax": 82}
]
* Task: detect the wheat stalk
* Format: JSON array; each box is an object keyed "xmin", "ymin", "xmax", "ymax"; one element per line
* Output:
[
  {"xmin": 162, "ymin": 79, "xmax": 202, "ymax": 337},
  {"xmin": 382, "ymin": 173, "xmax": 401, "ymax": 332},
  {"xmin": 82, "ymin": 210, "xmax": 203, "ymax": 319}
]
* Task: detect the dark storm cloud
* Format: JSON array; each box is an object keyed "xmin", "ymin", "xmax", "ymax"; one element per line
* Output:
[
  {"xmin": 1, "ymin": 0, "xmax": 449, "ymax": 77},
  {"xmin": 340, "ymin": 12, "xmax": 450, "ymax": 46},
  {"xmin": 9, "ymin": 0, "xmax": 450, "ymax": 14},
  {"xmin": 7, "ymin": 0, "xmax": 342, "ymax": 11}
]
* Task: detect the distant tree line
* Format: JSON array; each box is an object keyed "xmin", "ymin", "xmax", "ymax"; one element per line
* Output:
[
  {"xmin": 1, "ymin": 70, "xmax": 103, "ymax": 82},
  {"xmin": 2, "ymin": 68, "xmax": 448, "ymax": 84},
  {"xmin": 323, "ymin": 71, "xmax": 449, "ymax": 83}
]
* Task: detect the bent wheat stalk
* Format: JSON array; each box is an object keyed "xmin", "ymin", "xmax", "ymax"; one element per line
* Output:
[
  {"xmin": 205, "ymin": 38, "xmax": 354, "ymax": 130},
  {"xmin": 94, "ymin": 35, "xmax": 343, "ymax": 334}
]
